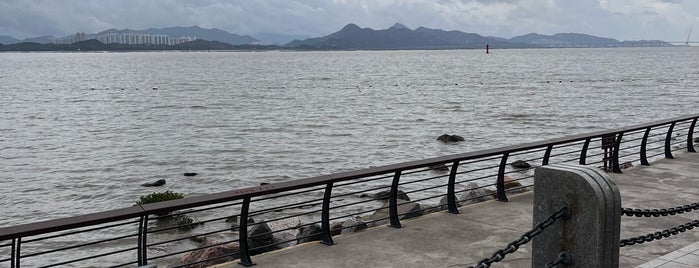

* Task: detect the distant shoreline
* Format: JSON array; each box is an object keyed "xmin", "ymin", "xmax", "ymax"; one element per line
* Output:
[{"xmin": 0, "ymin": 38, "xmax": 682, "ymax": 53}]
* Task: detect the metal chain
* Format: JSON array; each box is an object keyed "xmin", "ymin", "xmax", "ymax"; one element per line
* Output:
[
  {"xmin": 620, "ymin": 219, "xmax": 699, "ymax": 247},
  {"xmin": 621, "ymin": 202, "xmax": 699, "ymax": 217},
  {"xmin": 467, "ymin": 206, "xmax": 571, "ymax": 268}
]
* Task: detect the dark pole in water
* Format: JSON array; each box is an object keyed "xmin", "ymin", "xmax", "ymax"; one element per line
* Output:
[{"xmin": 486, "ymin": 44, "xmax": 489, "ymax": 54}]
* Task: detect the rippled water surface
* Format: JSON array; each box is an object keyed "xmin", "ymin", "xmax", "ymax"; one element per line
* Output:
[{"xmin": 1, "ymin": 48, "xmax": 698, "ymax": 227}]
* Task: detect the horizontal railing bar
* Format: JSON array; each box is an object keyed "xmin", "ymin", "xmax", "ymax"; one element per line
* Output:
[
  {"xmin": 147, "ymin": 228, "xmax": 238, "ymax": 247},
  {"xmin": 329, "ymin": 198, "xmax": 380, "ymax": 210},
  {"xmin": 23, "ymin": 219, "xmax": 140, "ymax": 243},
  {"xmin": 248, "ymin": 198, "xmax": 325, "ymax": 216},
  {"xmin": 22, "ymin": 232, "xmax": 139, "ymax": 258},
  {"xmin": 37, "ymin": 246, "xmax": 136, "ymax": 268},
  {"xmin": 333, "ymin": 174, "xmax": 395, "ymax": 187},
  {"xmin": 2, "ymin": 115, "xmax": 696, "ymax": 240},
  {"xmin": 398, "ymin": 174, "xmax": 449, "ymax": 186},
  {"xmin": 148, "ymin": 238, "xmax": 239, "ymax": 260},
  {"xmin": 251, "ymin": 186, "xmax": 327, "ymax": 202},
  {"xmin": 328, "ymin": 208, "xmax": 381, "ymax": 222},
  {"xmin": 150, "ymin": 201, "xmax": 244, "ymax": 219},
  {"xmin": 330, "ymin": 185, "xmax": 391, "ymax": 199},
  {"xmin": 508, "ymin": 147, "xmax": 548, "ymax": 156}
]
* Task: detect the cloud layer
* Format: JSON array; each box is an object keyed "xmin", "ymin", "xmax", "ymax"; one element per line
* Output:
[{"xmin": 1, "ymin": 0, "xmax": 697, "ymax": 42}]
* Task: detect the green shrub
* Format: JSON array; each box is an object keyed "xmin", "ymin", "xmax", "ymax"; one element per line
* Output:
[{"xmin": 136, "ymin": 191, "xmax": 184, "ymax": 205}]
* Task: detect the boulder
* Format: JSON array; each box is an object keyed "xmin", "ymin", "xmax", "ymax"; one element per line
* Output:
[
  {"xmin": 365, "ymin": 199, "xmax": 424, "ymax": 227},
  {"xmin": 372, "ymin": 190, "xmax": 411, "ymax": 201},
  {"xmin": 184, "ymin": 172, "xmax": 197, "ymax": 177},
  {"xmin": 180, "ymin": 241, "xmax": 239, "ymax": 268},
  {"xmin": 510, "ymin": 160, "xmax": 531, "ymax": 169},
  {"xmin": 170, "ymin": 213, "xmax": 202, "ymax": 231},
  {"xmin": 248, "ymin": 221, "xmax": 274, "ymax": 254},
  {"xmin": 437, "ymin": 134, "xmax": 465, "ymax": 143},
  {"xmin": 459, "ymin": 182, "xmax": 494, "ymax": 206},
  {"xmin": 297, "ymin": 224, "xmax": 323, "ymax": 244},
  {"xmin": 140, "ymin": 179, "xmax": 166, "ymax": 187},
  {"xmin": 503, "ymin": 176, "xmax": 522, "ymax": 189},
  {"xmin": 268, "ymin": 218, "xmax": 301, "ymax": 249},
  {"xmin": 620, "ymin": 161, "xmax": 633, "ymax": 169},
  {"xmin": 429, "ymin": 163, "xmax": 450, "ymax": 173},
  {"xmin": 339, "ymin": 217, "xmax": 368, "ymax": 234}
]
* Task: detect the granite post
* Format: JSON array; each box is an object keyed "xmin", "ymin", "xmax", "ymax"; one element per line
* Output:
[{"xmin": 532, "ymin": 165, "xmax": 621, "ymax": 267}]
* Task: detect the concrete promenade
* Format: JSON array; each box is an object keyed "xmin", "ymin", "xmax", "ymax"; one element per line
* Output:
[{"xmin": 217, "ymin": 153, "xmax": 699, "ymax": 268}]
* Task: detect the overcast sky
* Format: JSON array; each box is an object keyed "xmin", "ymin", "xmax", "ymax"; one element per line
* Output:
[{"xmin": 1, "ymin": 0, "xmax": 698, "ymax": 42}]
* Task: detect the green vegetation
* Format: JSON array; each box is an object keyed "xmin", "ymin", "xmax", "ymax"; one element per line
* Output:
[{"xmin": 136, "ymin": 190, "xmax": 184, "ymax": 206}]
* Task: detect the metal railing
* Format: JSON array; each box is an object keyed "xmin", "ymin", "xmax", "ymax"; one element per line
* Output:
[{"xmin": 0, "ymin": 114, "xmax": 697, "ymax": 267}]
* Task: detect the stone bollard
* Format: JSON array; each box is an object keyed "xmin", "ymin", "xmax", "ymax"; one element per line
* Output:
[{"xmin": 532, "ymin": 165, "xmax": 621, "ymax": 267}]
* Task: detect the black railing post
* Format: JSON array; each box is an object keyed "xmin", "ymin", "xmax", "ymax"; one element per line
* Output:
[
  {"xmin": 389, "ymin": 171, "xmax": 403, "ymax": 228},
  {"xmin": 579, "ymin": 138, "xmax": 590, "ymax": 165},
  {"xmin": 612, "ymin": 133, "xmax": 624, "ymax": 173},
  {"xmin": 640, "ymin": 127, "xmax": 651, "ymax": 166},
  {"xmin": 542, "ymin": 145, "xmax": 553, "ymax": 165},
  {"xmin": 687, "ymin": 118, "xmax": 697, "ymax": 153},
  {"xmin": 137, "ymin": 215, "xmax": 149, "ymax": 266},
  {"xmin": 12, "ymin": 238, "xmax": 20, "ymax": 268},
  {"xmin": 320, "ymin": 183, "xmax": 335, "ymax": 245},
  {"xmin": 447, "ymin": 161, "xmax": 460, "ymax": 214},
  {"xmin": 496, "ymin": 153, "xmax": 509, "ymax": 202},
  {"xmin": 238, "ymin": 197, "xmax": 255, "ymax": 267},
  {"xmin": 665, "ymin": 122, "xmax": 676, "ymax": 159}
]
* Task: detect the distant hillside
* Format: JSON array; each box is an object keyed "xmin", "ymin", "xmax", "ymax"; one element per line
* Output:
[
  {"xmin": 97, "ymin": 26, "xmax": 258, "ymax": 45},
  {"xmin": 509, "ymin": 33, "xmax": 620, "ymax": 45},
  {"xmin": 285, "ymin": 23, "xmax": 520, "ymax": 49},
  {"xmin": 0, "ymin": 35, "xmax": 20, "ymax": 45},
  {"xmin": 23, "ymin": 35, "xmax": 57, "ymax": 44},
  {"xmin": 0, "ymin": 39, "xmax": 280, "ymax": 51}
]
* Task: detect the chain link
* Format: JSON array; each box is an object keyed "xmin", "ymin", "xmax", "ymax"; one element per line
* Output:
[
  {"xmin": 467, "ymin": 206, "xmax": 570, "ymax": 268},
  {"xmin": 621, "ymin": 202, "xmax": 699, "ymax": 217},
  {"xmin": 620, "ymin": 219, "xmax": 699, "ymax": 247}
]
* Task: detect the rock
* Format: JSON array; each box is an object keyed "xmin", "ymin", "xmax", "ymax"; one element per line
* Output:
[
  {"xmin": 503, "ymin": 176, "xmax": 522, "ymax": 189},
  {"xmin": 620, "ymin": 161, "xmax": 633, "ymax": 169},
  {"xmin": 429, "ymin": 164, "xmax": 449, "ymax": 173},
  {"xmin": 359, "ymin": 193, "xmax": 370, "ymax": 198},
  {"xmin": 248, "ymin": 221, "xmax": 274, "ymax": 254},
  {"xmin": 140, "ymin": 179, "xmax": 166, "ymax": 187},
  {"xmin": 437, "ymin": 134, "xmax": 465, "ymax": 143},
  {"xmin": 184, "ymin": 172, "xmax": 197, "ymax": 177},
  {"xmin": 339, "ymin": 217, "xmax": 368, "ymax": 234},
  {"xmin": 268, "ymin": 218, "xmax": 301, "ymax": 249},
  {"xmin": 330, "ymin": 222, "xmax": 344, "ymax": 236},
  {"xmin": 297, "ymin": 224, "xmax": 323, "ymax": 244},
  {"xmin": 259, "ymin": 182, "xmax": 270, "ymax": 186},
  {"xmin": 510, "ymin": 160, "xmax": 531, "ymax": 169},
  {"xmin": 372, "ymin": 190, "xmax": 411, "ymax": 201},
  {"xmin": 459, "ymin": 182, "xmax": 494, "ymax": 206},
  {"xmin": 180, "ymin": 241, "xmax": 239, "ymax": 268},
  {"xmin": 438, "ymin": 196, "xmax": 456, "ymax": 211},
  {"xmin": 365, "ymin": 199, "xmax": 424, "ymax": 227},
  {"xmin": 170, "ymin": 212, "xmax": 202, "ymax": 231}
]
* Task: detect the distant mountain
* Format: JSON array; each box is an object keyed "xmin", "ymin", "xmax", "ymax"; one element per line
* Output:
[
  {"xmin": 23, "ymin": 35, "xmax": 57, "ymax": 44},
  {"xmin": 0, "ymin": 39, "xmax": 282, "ymax": 51},
  {"xmin": 510, "ymin": 33, "xmax": 620, "ymax": 45},
  {"xmin": 97, "ymin": 26, "xmax": 258, "ymax": 45},
  {"xmin": 255, "ymin": 33, "xmax": 311, "ymax": 45},
  {"xmin": 285, "ymin": 23, "xmax": 519, "ymax": 49},
  {"xmin": 0, "ymin": 35, "xmax": 20, "ymax": 45}
]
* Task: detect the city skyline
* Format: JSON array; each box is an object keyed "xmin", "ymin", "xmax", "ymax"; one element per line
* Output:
[{"xmin": 1, "ymin": 0, "xmax": 698, "ymax": 43}]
